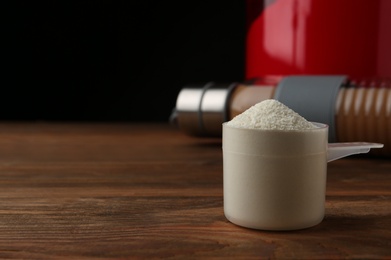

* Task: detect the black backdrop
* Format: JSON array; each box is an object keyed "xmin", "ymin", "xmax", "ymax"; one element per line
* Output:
[{"xmin": 4, "ymin": 1, "xmax": 246, "ymax": 122}]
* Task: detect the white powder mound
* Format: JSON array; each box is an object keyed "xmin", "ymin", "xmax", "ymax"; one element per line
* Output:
[{"xmin": 226, "ymin": 99, "xmax": 316, "ymax": 130}]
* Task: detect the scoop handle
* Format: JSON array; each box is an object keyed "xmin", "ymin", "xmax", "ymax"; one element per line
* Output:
[{"xmin": 327, "ymin": 142, "xmax": 384, "ymax": 162}]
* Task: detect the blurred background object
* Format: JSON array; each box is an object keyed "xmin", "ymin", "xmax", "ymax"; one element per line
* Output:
[
  {"xmin": 245, "ymin": 0, "xmax": 391, "ymax": 80},
  {"xmin": 172, "ymin": 0, "xmax": 391, "ymax": 157},
  {"xmin": 3, "ymin": 1, "xmax": 246, "ymax": 122}
]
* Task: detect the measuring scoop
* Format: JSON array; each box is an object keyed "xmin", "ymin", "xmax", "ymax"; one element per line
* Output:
[{"xmin": 222, "ymin": 122, "xmax": 385, "ymax": 231}]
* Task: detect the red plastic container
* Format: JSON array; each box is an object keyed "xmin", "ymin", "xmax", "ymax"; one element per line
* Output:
[{"xmin": 246, "ymin": 0, "xmax": 391, "ymax": 82}]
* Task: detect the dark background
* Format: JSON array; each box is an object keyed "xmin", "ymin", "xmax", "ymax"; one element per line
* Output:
[{"xmin": 4, "ymin": 1, "xmax": 246, "ymax": 122}]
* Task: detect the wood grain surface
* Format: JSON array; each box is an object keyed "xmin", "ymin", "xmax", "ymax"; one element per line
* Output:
[{"xmin": 0, "ymin": 122, "xmax": 390, "ymax": 259}]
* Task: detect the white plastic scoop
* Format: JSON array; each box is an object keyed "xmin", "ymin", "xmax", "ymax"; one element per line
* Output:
[
  {"xmin": 223, "ymin": 123, "xmax": 385, "ymax": 231},
  {"xmin": 327, "ymin": 142, "xmax": 384, "ymax": 162}
]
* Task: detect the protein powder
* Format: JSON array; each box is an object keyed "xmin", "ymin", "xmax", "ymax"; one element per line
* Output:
[{"xmin": 226, "ymin": 99, "xmax": 316, "ymax": 130}]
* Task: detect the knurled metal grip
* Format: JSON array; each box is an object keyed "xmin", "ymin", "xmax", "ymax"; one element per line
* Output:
[{"xmin": 274, "ymin": 75, "xmax": 347, "ymax": 142}]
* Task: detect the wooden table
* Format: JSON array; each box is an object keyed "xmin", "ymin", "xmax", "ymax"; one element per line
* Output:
[{"xmin": 0, "ymin": 122, "xmax": 390, "ymax": 259}]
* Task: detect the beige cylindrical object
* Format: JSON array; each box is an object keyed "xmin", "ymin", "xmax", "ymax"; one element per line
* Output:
[{"xmin": 223, "ymin": 122, "xmax": 328, "ymax": 230}]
